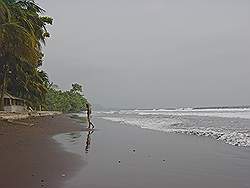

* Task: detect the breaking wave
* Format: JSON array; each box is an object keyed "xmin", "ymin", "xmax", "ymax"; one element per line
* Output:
[{"xmin": 99, "ymin": 108, "xmax": 250, "ymax": 147}]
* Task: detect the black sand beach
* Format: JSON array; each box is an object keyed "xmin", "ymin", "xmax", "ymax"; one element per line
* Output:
[
  {"xmin": 0, "ymin": 115, "xmax": 85, "ymax": 188},
  {"xmin": 1, "ymin": 1, "xmax": 250, "ymax": 188},
  {"xmin": 54, "ymin": 118, "xmax": 250, "ymax": 188},
  {"xmin": 1, "ymin": 115, "xmax": 250, "ymax": 188}
]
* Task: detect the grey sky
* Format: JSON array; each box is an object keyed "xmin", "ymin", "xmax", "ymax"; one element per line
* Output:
[{"xmin": 38, "ymin": 0, "xmax": 250, "ymax": 109}]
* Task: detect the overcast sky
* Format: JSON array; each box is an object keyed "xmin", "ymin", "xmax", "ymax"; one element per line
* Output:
[{"xmin": 37, "ymin": 0, "xmax": 250, "ymax": 109}]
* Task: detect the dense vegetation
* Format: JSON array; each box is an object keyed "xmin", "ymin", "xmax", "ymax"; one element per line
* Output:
[
  {"xmin": 45, "ymin": 83, "xmax": 88, "ymax": 113},
  {"xmin": 0, "ymin": 0, "xmax": 89, "ymax": 112}
]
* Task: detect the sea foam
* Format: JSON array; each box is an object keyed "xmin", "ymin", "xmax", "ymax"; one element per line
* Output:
[{"xmin": 99, "ymin": 108, "xmax": 250, "ymax": 147}]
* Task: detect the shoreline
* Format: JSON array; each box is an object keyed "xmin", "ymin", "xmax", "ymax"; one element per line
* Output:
[
  {"xmin": 54, "ymin": 118, "xmax": 250, "ymax": 188},
  {"xmin": 1, "ymin": 115, "xmax": 250, "ymax": 188},
  {"xmin": 0, "ymin": 111, "xmax": 62, "ymax": 120},
  {"xmin": 0, "ymin": 115, "xmax": 87, "ymax": 188}
]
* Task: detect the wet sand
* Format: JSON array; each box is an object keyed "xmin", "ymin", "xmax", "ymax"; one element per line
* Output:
[
  {"xmin": 1, "ymin": 116, "xmax": 250, "ymax": 188},
  {"xmin": 54, "ymin": 118, "xmax": 250, "ymax": 188},
  {"xmin": 0, "ymin": 115, "xmax": 86, "ymax": 188}
]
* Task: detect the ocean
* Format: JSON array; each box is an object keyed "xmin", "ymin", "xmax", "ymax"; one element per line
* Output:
[{"xmin": 95, "ymin": 108, "xmax": 250, "ymax": 147}]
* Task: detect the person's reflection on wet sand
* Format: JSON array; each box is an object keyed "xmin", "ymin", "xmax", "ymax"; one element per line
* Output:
[{"xmin": 85, "ymin": 130, "xmax": 94, "ymax": 153}]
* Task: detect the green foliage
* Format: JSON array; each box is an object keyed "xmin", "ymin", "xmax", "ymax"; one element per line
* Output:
[
  {"xmin": 4, "ymin": 57, "xmax": 49, "ymax": 109},
  {"xmin": 70, "ymin": 83, "xmax": 83, "ymax": 93},
  {"xmin": 45, "ymin": 83, "xmax": 89, "ymax": 113},
  {"xmin": 0, "ymin": 0, "xmax": 52, "ymax": 64},
  {"xmin": 0, "ymin": 1, "xmax": 90, "ymax": 112},
  {"xmin": 0, "ymin": 0, "xmax": 53, "ymax": 110}
]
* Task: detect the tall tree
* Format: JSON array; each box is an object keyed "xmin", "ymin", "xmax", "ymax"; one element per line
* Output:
[
  {"xmin": 45, "ymin": 83, "xmax": 88, "ymax": 113},
  {"xmin": 0, "ymin": 0, "xmax": 52, "ymax": 110}
]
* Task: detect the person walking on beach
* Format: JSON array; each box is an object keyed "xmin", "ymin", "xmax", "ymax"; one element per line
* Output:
[{"xmin": 86, "ymin": 103, "xmax": 94, "ymax": 129}]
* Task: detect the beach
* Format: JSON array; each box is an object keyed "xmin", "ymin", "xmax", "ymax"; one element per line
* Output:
[
  {"xmin": 1, "ymin": 115, "xmax": 250, "ymax": 188},
  {"xmin": 0, "ymin": 115, "xmax": 85, "ymax": 188},
  {"xmin": 1, "ymin": 0, "xmax": 249, "ymax": 187},
  {"xmin": 56, "ymin": 118, "xmax": 250, "ymax": 188}
]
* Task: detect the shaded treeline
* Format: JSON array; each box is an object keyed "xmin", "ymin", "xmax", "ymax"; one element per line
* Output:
[
  {"xmin": 46, "ymin": 83, "xmax": 89, "ymax": 113},
  {"xmin": 0, "ymin": 0, "xmax": 89, "ymax": 112}
]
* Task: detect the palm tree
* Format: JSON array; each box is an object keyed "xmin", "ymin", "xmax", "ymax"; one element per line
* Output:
[
  {"xmin": 0, "ymin": 0, "xmax": 40, "ymax": 62},
  {"xmin": 0, "ymin": 0, "xmax": 52, "ymax": 110},
  {"xmin": 7, "ymin": 59, "xmax": 49, "ymax": 110}
]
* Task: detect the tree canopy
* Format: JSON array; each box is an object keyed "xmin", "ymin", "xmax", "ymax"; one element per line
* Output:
[
  {"xmin": 45, "ymin": 83, "xmax": 89, "ymax": 113},
  {"xmin": 0, "ymin": 0, "xmax": 89, "ymax": 112}
]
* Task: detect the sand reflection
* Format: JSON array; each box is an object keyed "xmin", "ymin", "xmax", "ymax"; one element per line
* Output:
[{"xmin": 85, "ymin": 130, "xmax": 94, "ymax": 153}]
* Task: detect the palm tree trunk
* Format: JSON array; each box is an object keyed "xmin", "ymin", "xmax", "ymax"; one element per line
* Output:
[{"xmin": 0, "ymin": 64, "xmax": 8, "ymax": 111}]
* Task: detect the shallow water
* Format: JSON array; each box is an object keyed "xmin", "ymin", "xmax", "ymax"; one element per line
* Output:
[
  {"xmin": 53, "ymin": 118, "xmax": 250, "ymax": 188},
  {"xmin": 96, "ymin": 109, "xmax": 250, "ymax": 147}
]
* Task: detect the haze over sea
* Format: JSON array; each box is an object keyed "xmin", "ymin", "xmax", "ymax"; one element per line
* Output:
[{"xmin": 94, "ymin": 107, "xmax": 250, "ymax": 147}]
